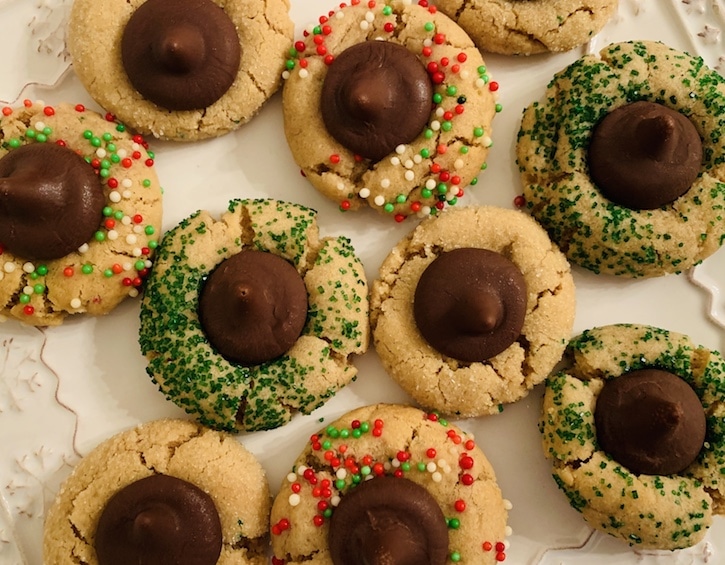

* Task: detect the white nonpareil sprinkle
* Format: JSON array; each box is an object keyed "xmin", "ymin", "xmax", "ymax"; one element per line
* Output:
[
  {"xmin": 476, "ymin": 78, "xmax": 486, "ymax": 88},
  {"xmin": 117, "ymin": 148, "xmax": 127, "ymax": 158},
  {"xmin": 426, "ymin": 461, "xmax": 437, "ymax": 473},
  {"xmin": 282, "ymin": 70, "xmax": 290, "ymax": 80},
  {"xmin": 123, "ymin": 262, "xmax": 132, "ymax": 271},
  {"xmin": 336, "ymin": 468, "xmax": 347, "ymax": 479},
  {"xmin": 390, "ymin": 156, "xmax": 401, "ymax": 166},
  {"xmin": 132, "ymin": 142, "xmax": 141, "ymax": 152},
  {"xmin": 128, "ymin": 288, "xmax": 140, "ymax": 298},
  {"xmin": 122, "ymin": 215, "xmax": 132, "ymax": 226},
  {"xmin": 331, "ymin": 495, "xmax": 341, "ymax": 507},
  {"xmin": 404, "ymin": 159, "xmax": 414, "ymax": 169},
  {"xmin": 395, "ymin": 144, "xmax": 406, "ymax": 155},
  {"xmin": 337, "ymin": 182, "xmax": 345, "ymax": 192},
  {"xmin": 23, "ymin": 286, "xmax": 33, "ymax": 295},
  {"xmin": 425, "ymin": 178, "xmax": 436, "ymax": 190},
  {"xmin": 413, "ymin": 154, "xmax": 422, "ymax": 164},
  {"xmin": 133, "ymin": 225, "xmax": 144, "ymax": 234},
  {"xmin": 435, "ymin": 107, "xmax": 444, "ymax": 117},
  {"xmin": 132, "ymin": 247, "xmax": 142, "ymax": 257},
  {"xmin": 70, "ymin": 298, "xmax": 81, "ymax": 309},
  {"xmin": 380, "ymin": 178, "xmax": 391, "ymax": 188},
  {"xmin": 109, "ymin": 192, "xmax": 122, "ymax": 203},
  {"xmin": 503, "ymin": 499, "xmax": 513, "ymax": 510},
  {"xmin": 22, "ymin": 262, "xmax": 35, "ymax": 273},
  {"xmin": 107, "ymin": 230, "xmax": 118, "ymax": 241},
  {"xmin": 34, "ymin": 121, "xmax": 46, "ymax": 132},
  {"xmin": 454, "ymin": 158, "xmax": 464, "ymax": 170},
  {"xmin": 299, "ymin": 68, "xmax": 309, "ymax": 79},
  {"xmin": 95, "ymin": 148, "xmax": 107, "ymax": 158},
  {"xmin": 359, "ymin": 20, "xmax": 369, "ymax": 30},
  {"xmin": 125, "ymin": 234, "xmax": 138, "ymax": 245},
  {"xmin": 122, "ymin": 178, "xmax": 133, "ymax": 188},
  {"xmin": 404, "ymin": 170, "xmax": 415, "ymax": 181},
  {"xmin": 505, "ymin": 526, "xmax": 513, "ymax": 537},
  {"xmin": 359, "ymin": 188, "xmax": 371, "ymax": 198},
  {"xmin": 289, "ymin": 493, "xmax": 301, "ymax": 506},
  {"xmin": 483, "ymin": 136, "xmax": 493, "ymax": 147},
  {"xmin": 460, "ymin": 70, "xmax": 470, "ymax": 80},
  {"xmin": 286, "ymin": 472, "xmax": 296, "ymax": 483},
  {"xmin": 297, "ymin": 465, "xmax": 308, "ymax": 476},
  {"xmin": 430, "ymin": 120, "xmax": 441, "ymax": 131},
  {"xmin": 78, "ymin": 243, "xmax": 89, "ymax": 254},
  {"xmin": 365, "ymin": 10, "xmax": 375, "ymax": 22},
  {"xmin": 374, "ymin": 195, "xmax": 385, "ymax": 206},
  {"xmin": 122, "ymin": 190, "xmax": 132, "ymax": 199},
  {"xmin": 431, "ymin": 472, "xmax": 442, "ymax": 483}
]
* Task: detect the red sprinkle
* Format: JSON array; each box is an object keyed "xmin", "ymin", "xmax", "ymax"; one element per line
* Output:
[
  {"xmin": 394, "ymin": 213, "xmax": 405, "ymax": 223},
  {"xmin": 23, "ymin": 99, "xmax": 32, "ymax": 107},
  {"xmin": 43, "ymin": 106, "xmax": 55, "ymax": 116},
  {"xmin": 272, "ymin": 558, "xmax": 285, "ymax": 565},
  {"xmin": 23, "ymin": 305, "xmax": 35, "ymax": 316},
  {"xmin": 489, "ymin": 81, "xmax": 500, "ymax": 92},
  {"xmin": 433, "ymin": 33, "xmax": 445, "ymax": 44},
  {"xmin": 74, "ymin": 104, "xmax": 85, "ymax": 112},
  {"xmin": 459, "ymin": 455, "xmax": 474, "ymax": 470},
  {"xmin": 461, "ymin": 473, "xmax": 474, "ymax": 486},
  {"xmin": 384, "ymin": 22, "xmax": 394, "ymax": 33},
  {"xmin": 454, "ymin": 499, "xmax": 466, "ymax": 512},
  {"xmin": 426, "ymin": 448, "xmax": 437, "ymax": 459},
  {"xmin": 496, "ymin": 552, "xmax": 506, "ymax": 562},
  {"xmin": 63, "ymin": 267, "xmax": 74, "ymax": 277},
  {"xmin": 514, "ymin": 194, "xmax": 526, "ymax": 208},
  {"xmin": 313, "ymin": 515, "xmax": 325, "ymax": 527},
  {"xmin": 340, "ymin": 200, "xmax": 351, "ymax": 211},
  {"xmin": 495, "ymin": 542, "xmax": 506, "ymax": 553},
  {"xmin": 330, "ymin": 154, "xmax": 341, "ymax": 164},
  {"xmin": 2, "ymin": 106, "xmax": 14, "ymax": 116},
  {"xmin": 295, "ymin": 41, "xmax": 306, "ymax": 52},
  {"xmin": 105, "ymin": 112, "xmax": 115, "ymax": 122}
]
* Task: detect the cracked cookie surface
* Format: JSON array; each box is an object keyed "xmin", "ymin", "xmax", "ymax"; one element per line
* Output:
[
  {"xmin": 282, "ymin": 0, "xmax": 499, "ymax": 220},
  {"xmin": 434, "ymin": 0, "xmax": 618, "ymax": 55},
  {"xmin": 139, "ymin": 199, "xmax": 369, "ymax": 432},
  {"xmin": 517, "ymin": 40, "xmax": 725, "ymax": 277},
  {"xmin": 540, "ymin": 324, "xmax": 725, "ymax": 550},
  {"xmin": 270, "ymin": 403, "xmax": 509, "ymax": 564},
  {"xmin": 0, "ymin": 101, "xmax": 162, "ymax": 326},
  {"xmin": 43, "ymin": 419, "xmax": 270, "ymax": 565},
  {"xmin": 68, "ymin": 0, "xmax": 293, "ymax": 141},
  {"xmin": 370, "ymin": 205, "xmax": 576, "ymax": 417}
]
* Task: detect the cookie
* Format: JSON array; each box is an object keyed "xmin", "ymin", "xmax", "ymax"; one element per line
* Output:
[
  {"xmin": 540, "ymin": 324, "xmax": 725, "ymax": 550},
  {"xmin": 517, "ymin": 40, "xmax": 725, "ymax": 277},
  {"xmin": 139, "ymin": 198, "xmax": 369, "ymax": 432},
  {"xmin": 68, "ymin": 0, "xmax": 294, "ymax": 141},
  {"xmin": 433, "ymin": 0, "xmax": 618, "ymax": 55},
  {"xmin": 370, "ymin": 205, "xmax": 576, "ymax": 417},
  {"xmin": 282, "ymin": 0, "xmax": 500, "ymax": 220},
  {"xmin": 270, "ymin": 403, "xmax": 510, "ymax": 564},
  {"xmin": 0, "ymin": 100, "xmax": 162, "ymax": 326},
  {"xmin": 43, "ymin": 419, "xmax": 270, "ymax": 564}
]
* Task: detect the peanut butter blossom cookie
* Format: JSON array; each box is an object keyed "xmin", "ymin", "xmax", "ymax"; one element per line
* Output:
[
  {"xmin": 370, "ymin": 206, "xmax": 576, "ymax": 417},
  {"xmin": 139, "ymin": 199, "xmax": 369, "ymax": 432},
  {"xmin": 43, "ymin": 419, "xmax": 270, "ymax": 565},
  {"xmin": 0, "ymin": 101, "xmax": 162, "ymax": 326},
  {"xmin": 433, "ymin": 0, "xmax": 618, "ymax": 56},
  {"xmin": 282, "ymin": 0, "xmax": 501, "ymax": 221},
  {"xmin": 270, "ymin": 403, "xmax": 510, "ymax": 564},
  {"xmin": 540, "ymin": 324, "xmax": 725, "ymax": 550},
  {"xmin": 517, "ymin": 40, "xmax": 725, "ymax": 277},
  {"xmin": 68, "ymin": 0, "xmax": 294, "ymax": 141}
]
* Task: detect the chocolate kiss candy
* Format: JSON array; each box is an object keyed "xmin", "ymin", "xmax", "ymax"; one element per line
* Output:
[
  {"xmin": 594, "ymin": 368, "xmax": 706, "ymax": 475},
  {"xmin": 121, "ymin": 0, "xmax": 241, "ymax": 111},
  {"xmin": 413, "ymin": 248, "xmax": 527, "ymax": 362},
  {"xmin": 95, "ymin": 474, "xmax": 222, "ymax": 565},
  {"xmin": 329, "ymin": 476, "xmax": 449, "ymax": 565},
  {"xmin": 321, "ymin": 40, "xmax": 433, "ymax": 162},
  {"xmin": 0, "ymin": 143, "xmax": 104, "ymax": 260},
  {"xmin": 198, "ymin": 249, "xmax": 308, "ymax": 366},
  {"xmin": 588, "ymin": 100, "xmax": 702, "ymax": 210}
]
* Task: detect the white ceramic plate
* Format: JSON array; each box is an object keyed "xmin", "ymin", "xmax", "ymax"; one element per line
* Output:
[{"xmin": 1, "ymin": 0, "xmax": 724, "ymax": 563}]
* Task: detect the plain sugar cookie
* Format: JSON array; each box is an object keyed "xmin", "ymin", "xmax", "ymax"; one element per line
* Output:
[
  {"xmin": 43, "ymin": 419, "xmax": 270, "ymax": 565},
  {"xmin": 370, "ymin": 205, "xmax": 576, "ymax": 417},
  {"xmin": 68, "ymin": 0, "xmax": 294, "ymax": 141},
  {"xmin": 433, "ymin": 0, "xmax": 618, "ymax": 55}
]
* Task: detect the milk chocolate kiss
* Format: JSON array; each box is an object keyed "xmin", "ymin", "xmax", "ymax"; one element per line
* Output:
[
  {"xmin": 0, "ymin": 143, "xmax": 104, "ymax": 260},
  {"xmin": 321, "ymin": 41, "xmax": 433, "ymax": 162},
  {"xmin": 94, "ymin": 474, "xmax": 222, "ymax": 565},
  {"xmin": 198, "ymin": 250, "xmax": 308, "ymax": 366},
  {"xmin": 329, "ymin": 476, "xmax": 449, "ymax": 565},
  {"xmin": 121, "ymin": 0, "xmax": 241, "ymax": 111},
  {"xmin": 414, "ymin": 248, "xmax": 527, "ymax": 362},
  {"xmin": 595, "ymin": 368, "xmax": 706, "ymax": 475},
  {"xmin": 588, "ymin": 100, "xmax": 702, "ymax": 210}
]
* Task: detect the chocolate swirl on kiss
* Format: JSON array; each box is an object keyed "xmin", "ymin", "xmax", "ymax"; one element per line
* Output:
[
  {"xmin": 0, "ymin": 143, "xmax": 104, "ymax": 260},
  {"xmin": 329, "ymin": 476, "xmax": 448, "ymax": 565},
  {"xmin": 198, "ymin": 249, "xmax": 308, "ymax": 366},
  {"xmin": 121, "ymin": 0, "xmax": 241, "ymax": 111},
  {"xmin": 414, "ymin": 248, "xmax": 527, "ymax": 362},
  {"xmin": 588, "ymin": 100, "xmax": 702, "ymax": 210},
  {"xmin": 321, "ymin": 41, "xmax": 433, "ymax": 162},
  {"xmin": 595, "ymin": 368, "xmax": 706, "ymax": 476},
  {"xmin": 94, "ymin": 474, "xmax": 222, "ymax": 565}
]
